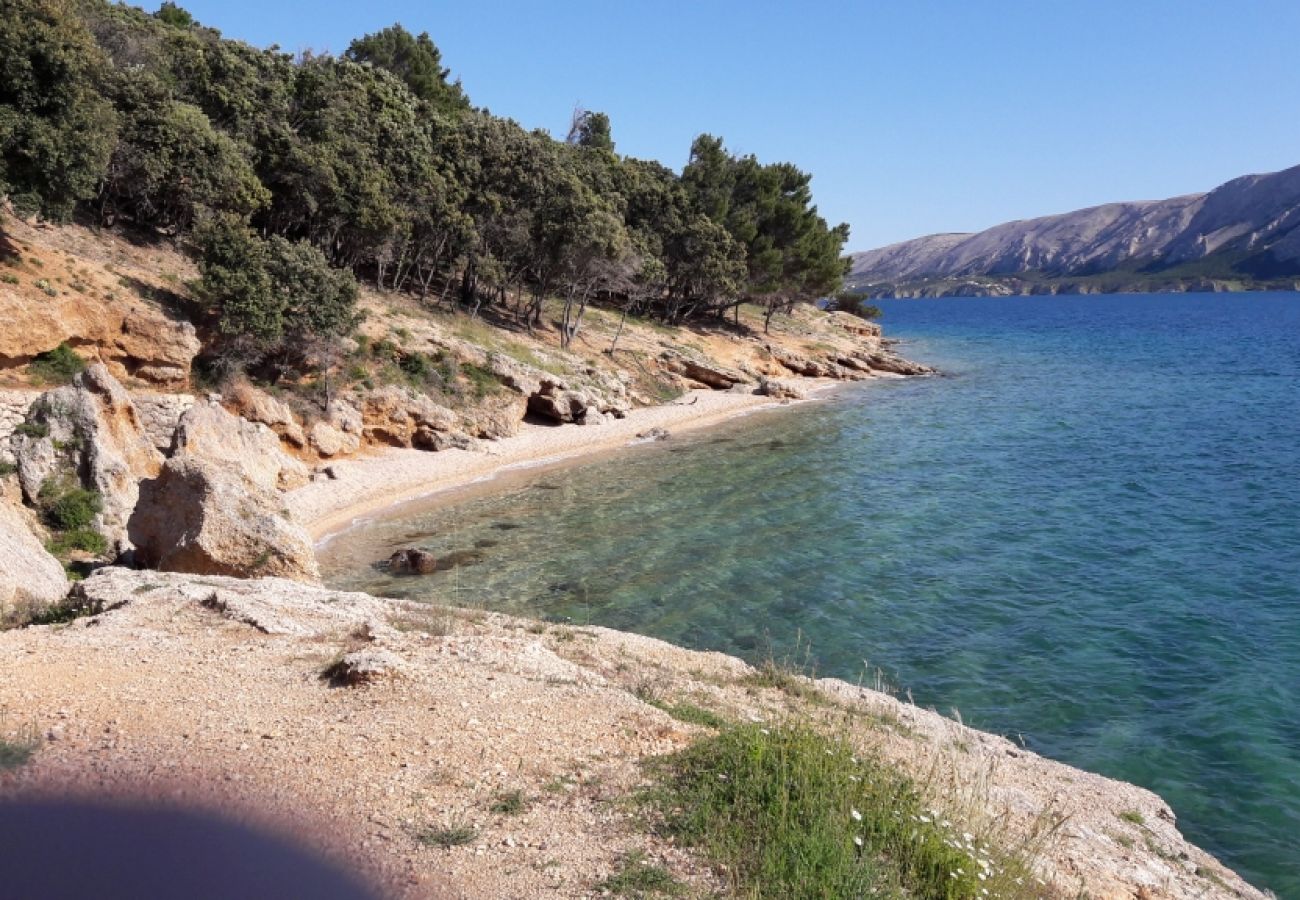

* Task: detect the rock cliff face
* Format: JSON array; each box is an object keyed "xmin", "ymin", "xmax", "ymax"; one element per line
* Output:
[
  {"xmin": 849, "ymin": 162, "xmax": 1300, "ymax": 293},
  {"xmin": 0, "ymin": 497, "xmax": 67, "ymax": 620},
  {"xmin": 10, "ymin": 365, "xmax": 163, "ymax": 557},
  {"xmin": 0, "ymin": 285, "xmax": 201, "ymax": 386}
]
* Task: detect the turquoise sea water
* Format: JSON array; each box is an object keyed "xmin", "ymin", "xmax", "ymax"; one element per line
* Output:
[{"xmin": 321, "ymin": 292, "xmax": 1300, "ymax": 896}]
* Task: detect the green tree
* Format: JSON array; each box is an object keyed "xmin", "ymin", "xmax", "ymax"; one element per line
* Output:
[
  {"xmin": 0, "ymin": 0, "xmax": 117, "ymax": 220},
  {"xmin": 345, "ymin": 25, "xmax": 469, "ymax": 117}
]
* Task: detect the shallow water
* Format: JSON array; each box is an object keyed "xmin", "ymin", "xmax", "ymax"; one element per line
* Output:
[{"xmin": 321, "ymin": 292, "xmax": 1300, "ymax": 896}]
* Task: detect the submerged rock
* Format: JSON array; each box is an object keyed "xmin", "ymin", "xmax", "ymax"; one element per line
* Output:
[{"xmin": 388, "ymin": 548, "xmax": 438, "ymax": 575}]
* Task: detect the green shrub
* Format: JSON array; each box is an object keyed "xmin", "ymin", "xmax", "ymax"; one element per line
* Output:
[
  {"xmin": 832, "ymin": 293, "xmax": 882, "ymax": 321},
  {"xmin": 13, "ymin": 421, "xmax": 49, "ymax": 439},
  {"xmin": 0, "ymin": 461, "xmax": 16, "ymax": 477},
  {"xmin": 460, "ymin": 362, "xmax": 502, "ymax": 399},
  {"xmin": 39, "ymin": 480, "xmax": 102, "ymax": 531},
  {"xmin": 0, "ymin": 273, "xmax": 19, "ymax": 285},
  {"xmin": 28, "ymin": 342, "xmax": 85, "ymax": 384},
  {"xmin": 647, "ymin": 723, "xmax": 1012, "ymax": 899},
  {"xmin": 46, "ymin": 528, "xmax": 108, "ymax": 557}
]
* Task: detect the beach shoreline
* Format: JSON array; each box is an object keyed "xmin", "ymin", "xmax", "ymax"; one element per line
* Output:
[{"xmin": 291, "ymin": 378, "xmax": 849, "ymax": 544}]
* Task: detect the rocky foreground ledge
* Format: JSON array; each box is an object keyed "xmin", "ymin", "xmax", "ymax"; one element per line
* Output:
[{"xmin": 0, "ymin": 568, "xmax": 1264, "ymax": 900}]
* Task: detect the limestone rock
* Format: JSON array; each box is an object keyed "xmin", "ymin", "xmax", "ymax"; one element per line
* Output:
[
  {"xmin": 227, "ymin": 384, "xmax": 306, "ymax": 448},
  {"xmin": 128, "ymin": 457, "xmax": 320, "ymax": 583},
  {"xmin": 0, "ymin": 285, "xmax": 200, "ymax": 386},
  {"xmin": 309, "ymin": 400, "xmax": 363, "ymax": 458},
  {"xmin": 388, "ymin": 548, "xmax": 437, "ymax": 575},
  {"xmin": 636, "ymin": 427, "xmax": 670, "ymax": 441},
  {"xmin": 459, "ymin": 392, "xmax": 527, "ymax": 440},
  {"xmin": 527, "ymin": 381, "xmax": 590, "ymax": 424},
  {"xmin": 659, "ymin": 353, "xmax": 750, "ymax": 390},
  {"xmin": 485, "ymin": 352, "xmax": 544, "ymax": 398},
  {"xmin": 11, "ymin": 365, "xmax": 162, "ymax": 556},
  {"xmin": 170, "ymin": 400, "xmax": 309, "ymax": 491},
  {"xmin": 757, "ymin": 378, "xmax": 806, "ymax": 400},
  {"xmin": 357, "ymin": 386, "xmax": 462, "ymax": 450},
  {"xmin": 769, "ymin": 347, "xmax": 838, "ymax": 378},
  {"xmin": 0, "ymin": 498, "xmax": 68, "ymax": 621}
]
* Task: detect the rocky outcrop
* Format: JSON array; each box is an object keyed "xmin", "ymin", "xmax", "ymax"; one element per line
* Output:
[
  {"xmin": 0, "ymin": 286, "xmax": 200, "ymax": 386},
  {"xmin": 0, "ymin": 390, "xmax": 43, "ymax": 465},
  {"xmin": 0, "ymin": 498, "xmax": 68, "ymax": 621},
  {"xmin": 459, "ymin": 392, "xmax": 528, "ymax": 440},
  {"xmin": 308, "ymin": 400, "xmax": 363, "ymax": 458},
  {"xmin": 129, "ymin": 457, "xmax": 320, "ymax": 583},
  {"xmin": 659, "ymin": 352, "xmax": 751, "ymax": 390},
  {"xmin": 10, "ymin": 365, "xmax": 162, "ymax": 556},
  {"xmin": 226, "ymin": 383, "xmax": 306, "ymax": 448},
  {"xmin": 133, "ymin": 392, "xmax": 196, "ymax": 452},
  {"xmin": 756, "ymin": 378, "xmax": 806, "ymax": 401},
  {"xmin": 768, "ymin": 347, "xmax": 842, "ymax": 379},
  {"xmin": 323, "ymin": 648, "xmax": 406, "ymax": 686},
  {"xmin": 170, "ymin": 400, "xmax": 309, "ymax": 491},
  {"xmin": 356, "ymin": 386, "xmax": 470, "ymax": 451}
]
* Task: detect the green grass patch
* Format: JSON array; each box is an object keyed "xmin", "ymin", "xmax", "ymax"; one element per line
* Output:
[
  {"xmin": 597, "ymin": 850, "xmax": 684, "ymax": 897},
  {"xmin": 417, "ymin": 823, "xmax": 478, "ymax": 849},
  {"xmin": 646, "ymin": 723, "xmax": 1029, "ymax": 899},
  {"xmin": 1118, "ymin": 810, "xmax": 1144, "ymax": 826},
  {"xmin": 39, "ymin": 480, "xmax": 102, "ymax": 531},
  {"xmin": 648, "ymin": 699, "xmax": 727, "ymax": 730},
  {"xmin": 46, "ymin": 528, "xmax": 108, "ymax": 557},
  {"xmin": 0, "ymin": 725, "xmax": 39, "ymax": 771},
  {"xmin": 28, "ymin": 343, "xmax": 84, "ymax": 384},
  {"xmin": 489, "ymin": 789, "xmax": 529, "ymax": 815}
]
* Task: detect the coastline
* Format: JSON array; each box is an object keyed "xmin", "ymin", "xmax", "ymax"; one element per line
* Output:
[{"xmin": 291, "ymin": 379, "xmax": 846, "ymax": 544}]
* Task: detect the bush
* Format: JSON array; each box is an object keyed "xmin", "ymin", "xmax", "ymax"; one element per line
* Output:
[
  {"xmin": 28, "ymin": 342, "xmax": 85, "ymax": 385},
  {"xmin": 46, "ymin": 528, "xmax": 108, "ymax": 557},
  {"xmin": 13, "ymin": 421, "xmax": 48, "ymax": 439},
  {"xmin": 832, "ymin": 293, "xmax": 882, "ymax": 321},
  {"xmin": 39, "ymin": 480, "xmax": 102, "ymax": 531}
]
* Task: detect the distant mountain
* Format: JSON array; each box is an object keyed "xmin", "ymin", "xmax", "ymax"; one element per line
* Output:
[{"xmin": 848, "ymin": 164, "xmax": 1300, "ymax": 297}]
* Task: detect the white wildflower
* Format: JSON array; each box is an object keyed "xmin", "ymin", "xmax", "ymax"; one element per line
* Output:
[{"xmin": 851, "ymin": 808, "xmax": 863, "ymax": 822}]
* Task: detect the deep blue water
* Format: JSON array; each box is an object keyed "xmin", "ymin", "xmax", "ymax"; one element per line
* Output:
[{"xmin": 322, "ymin": 293, "xmax": 1300, "ymax": 896}]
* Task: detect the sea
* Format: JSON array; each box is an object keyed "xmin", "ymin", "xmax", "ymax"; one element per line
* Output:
[{"xmin": 320, "ymin": 292, "xmax": 1300, "ymax": 896}]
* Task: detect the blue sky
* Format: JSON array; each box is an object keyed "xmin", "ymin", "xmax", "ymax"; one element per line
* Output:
[{"xmin": 158, "ymin": 1, "xmax": 1300, "ymax": 250}]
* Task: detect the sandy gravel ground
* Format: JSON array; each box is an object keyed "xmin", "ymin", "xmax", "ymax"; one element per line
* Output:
[
  {"xmin": 0, "ymin": 569, "xmax": 1263, "ymax": 900},
  {"xmin": 291, "ymin": 383, "xmax": 838, "ymax": 542}
]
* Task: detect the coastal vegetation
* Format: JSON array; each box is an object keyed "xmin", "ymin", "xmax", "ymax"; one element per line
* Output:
[{"xmin": 2, "ymin": 0, "xmax": 851, "ymax": 388}]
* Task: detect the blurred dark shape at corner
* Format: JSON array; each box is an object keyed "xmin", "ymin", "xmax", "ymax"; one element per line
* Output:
[{"xmin": 0, "ymin": 800, "xmax": 381, "ymax": 899}]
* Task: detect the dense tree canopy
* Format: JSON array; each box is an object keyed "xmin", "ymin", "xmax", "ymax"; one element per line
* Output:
[{"xmin": 0, "ymin": 0, "xmax": 851, "ymax": 358}]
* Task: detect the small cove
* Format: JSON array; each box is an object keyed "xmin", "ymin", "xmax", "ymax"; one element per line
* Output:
[{"xmin": 321, "ymin": 292, "xmax": 1300, "ymax": 896}]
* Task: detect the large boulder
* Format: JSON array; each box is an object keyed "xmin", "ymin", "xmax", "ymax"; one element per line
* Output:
[
  {"xmin": 459, "ymin": 392, "xmax": 527, "ymax": 440},
  {"xmin": 308, "ymin": 400, "xmax": 363, "ymax": 458},
  {"xmin": 170, "ymin": 400, "xmax": 309, "ymax": 491},
  {"xmin": 0, "ymin": 284, "xmax": 200, "ymax": 386},
  {"xmin": 0, "ymin": 498, "xmax": 68, "ymax": 622},
  {"xmin": 226, "ymin": 383, "xmax": 306, "ymax": 448},
  {"xmin": 10, "ymin": 364, "xmax": 163, "ymax": 557},
  {"xmin": 129, "ymin": 457, "xmax": 320, "ymax": 583}
]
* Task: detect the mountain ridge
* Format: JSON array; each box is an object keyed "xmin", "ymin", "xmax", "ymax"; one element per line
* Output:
[{"xmin": 848, "ymin": 164, "xmax": 1300, "ymax": 297}]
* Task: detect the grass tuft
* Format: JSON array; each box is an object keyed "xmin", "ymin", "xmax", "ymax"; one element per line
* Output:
[
  {"xmin": 489, "ymin": 789, "xmax": 529, "ymax": 815},
  {"xmin": 417, "ymin": 823, "xmax": 478, "ymax": 849},
  {"xmin": 645, "ymin": 722, "xmax": 1035, "ymax": 899},
  {"xmin": 596, "ymin": 850, "xmax": 684, "ymax": 897},
  {"xmin": 0, "ymin": 722, "xmax": 39, "ymax": 771}
]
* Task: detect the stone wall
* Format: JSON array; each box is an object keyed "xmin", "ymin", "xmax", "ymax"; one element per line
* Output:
[
  {"xmin": 135, "ymin": 392, "xmax": 196, "ymax": 452},
  {"xmin": 0, "ymin": 391, "xmax": 43, "ymax": 465},
  {"xmin": 1, "ymin": 388, "xmax": 193, "ymax": 462}
]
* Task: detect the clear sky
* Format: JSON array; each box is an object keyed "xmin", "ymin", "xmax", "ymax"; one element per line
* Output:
[{"xmin": 155, "ymin": 0, "xmax": 1300, "ymax": 251}]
